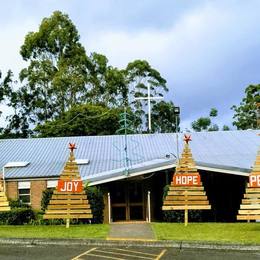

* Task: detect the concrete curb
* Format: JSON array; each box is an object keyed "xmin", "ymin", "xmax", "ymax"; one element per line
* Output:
[{"xmin": 0, "ymin": 238, "xmax": 259, "ymax": 252}]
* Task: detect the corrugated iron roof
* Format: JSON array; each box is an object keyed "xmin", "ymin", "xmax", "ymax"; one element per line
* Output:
[{"xmin": 1, "ymin": 130, "xmax": 259, "ymax": 183}]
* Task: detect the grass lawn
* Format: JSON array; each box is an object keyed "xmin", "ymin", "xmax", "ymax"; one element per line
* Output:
[
  {"xmin": 0, "ymin": 224, "xmax": 109, "ymax": 239},
  {"xmin": 151, "ymin": 223, "xmax": 260, "ymax": 245}
]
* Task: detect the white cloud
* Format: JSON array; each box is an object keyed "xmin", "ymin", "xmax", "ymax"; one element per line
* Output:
[
  {"xmin": 0, "ymin": 19, "xmax": 38, "ymax": 77},
  {"xmin": 0, "ymin": 1, "xmax": 260, "ymax": 130},
  {"xmin": 85, "ymin": 1, "xmax": 260, "ymax": 130}
]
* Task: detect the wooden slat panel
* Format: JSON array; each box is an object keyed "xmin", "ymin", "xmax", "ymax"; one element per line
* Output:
[
  {"xmin": 238, "ymin": 210, "xmax": 260, "ymax": 215},
  {"xmin": 48, "ymin": 204, "xmax": 90, "ymax": 209},
  {"xmin": 167, "ymin": 191, "xmax": 205, "ymax": 196},
  {"xmin": 165, "ymin": 195, "xmax": 207, "ymax": 201},
  {"xmin": 242, "ymin": 199, "xmax": 260, "ymax": 204},
  {"xmin": 49, "ymin": 200, "xmax": 89, "ymax": 205},
  {"xmin": 43, "ymin": 214, "xmax": 93, "ymax": 219},
  {"xmin": 45, "ymin": 209, "xmax": 92, "ymax": 214},
  {"xmin": 0, "ymin": 207, "xmax": 11, "ymax": 211},
  {"xmin": 245, "ymin": 188, "xmax": 260, "ymax": 193},
  {"xmin": 164, "ymin": 200, "xmax": 209, "ymax": 205},
  {"xmin": 60, "ymin": 172, "xmax": 79, "ymax": 176},
  {"xmin": 53, "ymin": 191, "xmax": 85, "ymax": 195},
  {"xmin": 240, "ymin": 204, "xmax": 260, "ymax": 209},
  {"xmin": 169, "ymin": 186, "xmax": 204, "ymax": 191},
  {"xmin": 64, "ymin": 166, "xmax": 77, "ymax": 170},
  {"xmin": 237, "ymin": 215, "xmax": 260, "ymax": 220},
  {"xmin": 51, "ymin": 195, "xmax": 88, "ymax": 199},
  {"xmin": 244, "ymin": 194, "xmax": 260, "ymax": 199},
  {"xmin": 59, "ymin": 177, "xmax": 81, "ymax": 181},
  {"xmin": 162, "ymin": 205, "xmax": 211, "ymax": 210},
  {"xmin": 0, "ymin": 202, "xmax": 10, "ymax": 206}
]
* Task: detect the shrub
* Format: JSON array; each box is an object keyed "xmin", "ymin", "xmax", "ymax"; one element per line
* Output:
[
  {"xmin": 29, "ymin": 211, "xmax": 65, "ymax": 225},
  {"xmin": 85, "ymin": 185, "xmax": 105, "ymax": 224},
  {"xmin": 9, "ymin": 199, "xmax": 31, "ymax": 209},
  {"xmin": 41, "ymin": 188, "xmax": 54, "ymax": 211},
  {"xmin": 0, "ymin": 208, "xmax": 36, "ymax": 225}
]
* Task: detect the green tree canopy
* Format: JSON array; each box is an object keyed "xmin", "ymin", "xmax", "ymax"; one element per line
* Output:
[
  {"xmin": 0, "ymin": 11, "xmax": 174, "ymax": 138},
  {"xmin": 231, "ymin": 84, "xmax": 260, "ymax": 129},
  {"xmin": 126, "ymin": 59, "xmax": 168, "ymax": 132},
  {"xmin": 191, "ymin": 108, "xmax": 223, "ymax": 132},
  {"xmin": 191, "ymin": 117, "xmax": 211, "ymax": 132},
  {"xmin": 86, "ymin": 52, "xmax": 128, "ymax": 107},
  {"xmin": 151, "ymin": 101, "xmax": 179, "ymax": 133},
  {"xmin": 34, "ymin": 104, "xmax": 123, "ymax": 137},
  {"xmin": 19, "ymin": 10, "xmax": 90, "ymax": 123}
]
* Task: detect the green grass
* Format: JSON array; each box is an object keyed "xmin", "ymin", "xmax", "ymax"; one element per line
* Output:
[
  {"xmin": 151, "ymin": 223, "xmax": 260, "ymax": 245},
  {"xmin": 0, "ymin": 224, "xmax": 109, "ymax": 239}
]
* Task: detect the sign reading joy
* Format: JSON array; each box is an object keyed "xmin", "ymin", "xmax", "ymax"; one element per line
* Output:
[
  {"xmin": 249, "ymin": 175, "xmax": 260, "ymax": 188},
  {"xmin": 57, "ymin": 180, "xmax": 83, "ymax": 193},
  {"xmin": 173, "ymin": 174, "xmax": 201, "ymax": 186}
]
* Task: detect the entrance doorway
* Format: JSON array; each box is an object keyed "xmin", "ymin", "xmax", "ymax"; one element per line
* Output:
[{"xmin": 110, "ymin": 181, "xmax": 145, "ymax": 222}]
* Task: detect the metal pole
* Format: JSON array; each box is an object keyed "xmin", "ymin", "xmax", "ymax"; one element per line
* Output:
[
  {"xmin": 176, "ymin": 115, "xmax": 179, "ymax": 162},
  {"xmin": 148, "ymin": 191, "xmax": 151, "ymax": 223},
  {"xmin": 108, "ymin": 192, "xmax": 111, "ymax": 223},
  {"xmin": 124, "ymin": 109, "xmax": 130, "ymax": 176},
  {"xmin": 148, "ymin": 85, "xmax": 151, "ymax": 132},
  {"xmin": 2, "ymin": 167, "xmax": 5, "ymax": 194}
]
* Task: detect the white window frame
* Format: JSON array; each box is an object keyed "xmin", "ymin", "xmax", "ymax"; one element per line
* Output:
[
  {"xmin": 47, "ymin": 180, "xmax": 58, "ymax": 188},
  {"xmin": 18, "ymin": 181, "xmax": 31, "ymax": 205}
]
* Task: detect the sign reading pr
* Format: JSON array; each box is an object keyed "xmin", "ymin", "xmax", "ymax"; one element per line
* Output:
[
  {"xmin": 57, "ymin": 180, "xmax": 83, "ymax": 193},
  {"xmin": 173, "ymin": 174, "xmax": 201, "ymax": 186},
  {"xmin": 249, "ymin": 175, "xmax": 260, "ymax": 188}
]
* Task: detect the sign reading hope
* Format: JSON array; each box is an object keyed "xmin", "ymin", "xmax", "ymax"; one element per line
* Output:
[
  {"xmin": 249, "ymin": 175, "xmax": 260, "ymax": 187},
  {"xmin": 57, "ymin": 180, "xmax": 83, "ymax": 193},
  {"xmin": 173, "ymin": 174, "xmax": 201, "ymax": 186}
]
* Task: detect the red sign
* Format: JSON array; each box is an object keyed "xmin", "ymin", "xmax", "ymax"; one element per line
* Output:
[
  {"xmin": 173, "ymin": 174, "xmax": 201, "ymax": 186},
  {"xmin": 57, "ymin": 180, "xmax": 83, "ymax": 193},
  {"xmin": 249, "ymin": 175, "xmax": 260, "ymax": 188}
]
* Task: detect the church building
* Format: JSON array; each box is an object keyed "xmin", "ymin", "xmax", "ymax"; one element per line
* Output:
[{"xmin": 0, "ymin": 130, "xmax": 259, "ymax": 223}]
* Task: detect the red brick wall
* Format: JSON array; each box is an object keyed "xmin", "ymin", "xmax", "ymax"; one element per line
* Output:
[
  {"xmin": 6, "ymin": 181, "xmax": 18, "ymax": 200},
  {"xmin": 31, "ymin": 180, "xmax": 47, "ymax": 210}
]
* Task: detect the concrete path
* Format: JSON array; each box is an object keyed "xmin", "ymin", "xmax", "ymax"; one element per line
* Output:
[{"xmin": 107, "ymin": 222, "xmax": 156, "ymax": 240}]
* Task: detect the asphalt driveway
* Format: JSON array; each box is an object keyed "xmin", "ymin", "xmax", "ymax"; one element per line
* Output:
[{"xmin": 0, "ymin": 244, "xmax": 259, "ymax": 260}]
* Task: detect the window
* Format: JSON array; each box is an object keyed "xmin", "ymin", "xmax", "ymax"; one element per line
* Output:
[
  {"xmin": 18, "ymin": 181, "xmax": 31, "ymax": 204},
  {"xmin": 75, "ymin": 159, "xmax": 90, "ymax": 165},
  {"xmin": 47, "ymin": 180, "xmax": 57, "ymax": 192},
  {"xmin": 47, "ymin": 180, "xmax": 58, "ymax": 189},
  {"xmin": 5, "ymin": 161, "xmax": 30, "ymax": 168}
]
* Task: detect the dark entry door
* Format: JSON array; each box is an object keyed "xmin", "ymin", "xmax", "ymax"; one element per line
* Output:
[
  {"xmin": 111, "ymin": 181, "xmax": 145, "ymax": 221},
  {"xmin": 128, "ymin": 182, "xmax": 144, "ymax": 220}
]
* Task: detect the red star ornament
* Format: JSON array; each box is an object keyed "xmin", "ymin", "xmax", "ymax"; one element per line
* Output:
[
  {"xmin": 69, "ymin": 143, "xmax": 77, "ymax": 152},
  {"xmin": 183, "ymin": 134, "xmax": 192, "ymax": 144}
]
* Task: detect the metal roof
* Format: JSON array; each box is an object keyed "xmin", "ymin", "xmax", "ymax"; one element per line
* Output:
[{"xmin": 1, "ymin": 130, "xmax": 259, "ymax": 184}]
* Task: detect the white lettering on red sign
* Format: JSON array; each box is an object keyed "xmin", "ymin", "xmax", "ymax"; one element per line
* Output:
[
  {"xmin": 57, "ymin": 180, "xmax": 82, "ymax": 192},
  {"xmin": 173, "ymin": 174, "xmax": 201, "ymax": 186},
  {"xmin": 249, "ymin": 175, "xmax": 260, "ymax": 187}
]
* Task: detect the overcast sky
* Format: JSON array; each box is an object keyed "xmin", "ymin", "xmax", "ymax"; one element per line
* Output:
[{"xmin": 0, "ymin": 0, "xmax": 260, "ymax": 131}]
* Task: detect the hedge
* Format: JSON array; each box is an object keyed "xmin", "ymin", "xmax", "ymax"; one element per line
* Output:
[{"xmin": 0, "ymin": 208, "xmax": 36, "ymax": 225}]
